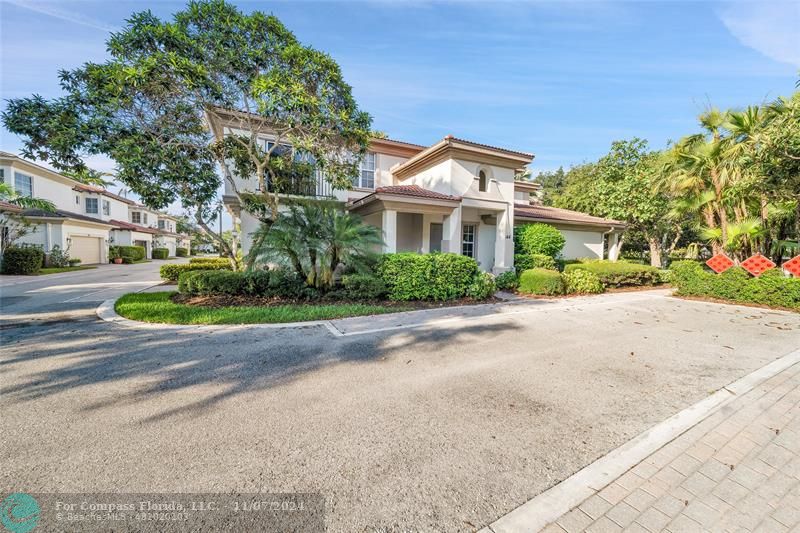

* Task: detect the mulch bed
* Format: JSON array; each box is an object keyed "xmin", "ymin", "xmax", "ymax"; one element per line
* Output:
[{"xmin": 171, "ymin": 293, "xmax": 502, "ymax": 309}]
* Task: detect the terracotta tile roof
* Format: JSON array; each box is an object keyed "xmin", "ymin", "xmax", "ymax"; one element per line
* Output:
[
  {"xmin": 0, "ymin": 200, "xmax": 23, "ymax": 213},
  {"xmin": 73, "ymin": 183, "xmax": 136, "ymax": 205},
  {"xmin": 444, "ymin": 134, "xmax": 534, "ymax": 159},
  {"xmin": 110, "ymin": 219, "xmax": 159, "ymax": 234},
  {"xmin": 515, "ymin": 203, "xmax": 626, "ymax": 228},
  {"xmin": 374, "ymin": 185, "xmax": 461, "ymax": 201}
]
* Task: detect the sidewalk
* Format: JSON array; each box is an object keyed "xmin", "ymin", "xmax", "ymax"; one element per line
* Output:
[{"xmin": 507, "ymin": 358, "xmax": 800, "ymax": 532}]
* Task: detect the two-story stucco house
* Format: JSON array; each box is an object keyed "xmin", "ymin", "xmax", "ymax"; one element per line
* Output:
[
  {"xmin": 0, "ymin": 151, "xmax": 190, "ymax": 263},
  {"xmin": 215, "ymin": 119, "xmax": 625, "ymax": 272}
]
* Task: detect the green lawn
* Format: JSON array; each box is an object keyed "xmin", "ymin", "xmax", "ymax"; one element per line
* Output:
[
  {"xmin": 115, "ymin": 291, "xmax": 408, "ymax": 325},
  {"xmin": 36, "ymin": 266, "xmax": 97, "ymax": 275}
]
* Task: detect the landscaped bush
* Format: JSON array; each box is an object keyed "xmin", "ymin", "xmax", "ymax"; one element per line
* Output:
[
  {"xmin": 518, "ymin": 268, "xmax": 565, "ymax": 295},
  {"xmin": 377, "ymin": 252, "xmax": 479, "ymax": 301},
  {"xmin": 160, "ymin": 261, "xmax": 232, "ymax": 281},
  {"xmin": 495, "ymin": 271, "xmax": 519, "ymax": 291},
  {"xmin": 564, "ymin": 260, "xmax": 660, "ymax": 288},
  {"xmin": 515, "ymin": 253, "xmax": 557, "ymax": 272},
  {"xmin": 670, "ymin": 261, "xmax": 800, "ymax": 310},
  {"xmin": 152, "ymin": 247, "xmax": 169, "ymax": 260},
  {"xmin": 47, "ymin": 245, "xmax": 70, "ymax": 267},
  {"xmin": 110, "ymin": 245, "xmax": 146, "ymax": 262},
  {"xmin": 1, "ymin": 245, "xmax": 44, "ymax": 275},
  {"xmin": 178, "ymin": 269, "xmax": 311, "ymax": 300},
  {"xmin": 189, "ymin": 257, "xmax": 230, "ymax": 265},
  {"xmin": 68, "ymin": 258, "xmax": 82, "ymax": 267},
  {"xmin": 342, "ymin": 273, "xmax": 387, "ymax": 300},
  {"xmin": 175, "ymin": 247, "xmax": 188, "ymax": 257},
  {"xmin": 562, "ymin": 269, "xmax": 604, "ymax": 294},
  {"xmin": 515, "ymin": 223, "xmax": 565, "ymax": 258},
  {"xmin": 466, "ymin": 272, "xmax": 497, "ymax": 300}
]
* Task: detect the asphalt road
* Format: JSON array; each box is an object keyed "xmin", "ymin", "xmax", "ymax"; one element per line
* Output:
[
  {"xmin": 1, "ymin": 279, "xmax": 799, "ymax": 531},
  {"xmin": 0, "ymin": 259, "xmax": 186, "ymax": 323}
]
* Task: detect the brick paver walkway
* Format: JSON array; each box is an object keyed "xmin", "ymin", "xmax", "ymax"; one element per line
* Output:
[{"xmin": 544, "ymin": 362, "xmax": 800, "ymax": 533}]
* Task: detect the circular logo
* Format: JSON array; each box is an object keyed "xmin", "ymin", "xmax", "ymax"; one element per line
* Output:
[{"xmin": 0, "ymin": 493, "xmax": 40, "ymax": 533}]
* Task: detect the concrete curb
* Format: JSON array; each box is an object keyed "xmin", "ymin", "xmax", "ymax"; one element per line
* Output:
[{"xmin": 482, "ymin": 347, "xmax": 800, "ymax": 533}]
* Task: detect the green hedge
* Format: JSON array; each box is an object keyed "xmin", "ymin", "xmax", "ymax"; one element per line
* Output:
[
  {"xmin": 152, "ymin": 248, "xmax": 169, "ymax": 260},
  {"xmin": 563, "ymin": 269, "xmax": 604, "ymax": 294},
  {"xmin": 189, "ymin": 257, "xmax": 230, "ymax": 265},
  {"xmin": 564, "ymin": 260, "xmax": 660, "ymax": 288},
  {"xmin": 110, "ymin": 245, "xmax": 146, "ymax": 262},
  {"xmin": 515, "ymin": 253, "xmax": 557, "ymax": 272},
  {"xmin": 178, "ymin": 269, "xmax": 310, "ymax": 300},
  {"xmin": 376, "ymin": 252, "xmax": 479, "ymax": 301},
  {"xmin": 495, "ymin": 271, "xmax": 519, "ymax": 290},
  {"xmin": 1, "ymin": 246, "xmax": 44, "ymax": 275},
  {"xmin": 160, "ymin": 262, "xmax": 232, "ymax": 281},
  {"xmin": 175, "ymin": 247, "xmax": 188, "ymax": 257},
  {"xmin": 518, "ymin": 268, "xmax": 564, "ymax": 295},
  {"xmin": 466, "ymin": 272, "xmax": 497, "ymax": 300},
  {"xmin": 515, "ymin": 223, "xmax": 565, "ymax": 257},
  {"xmin": 342, "ymin": 273, "xmax": 387, "ymax": 300},
  {"xmin": 671, "ymin": 261, "xmax": 800, "ymax": 310}
]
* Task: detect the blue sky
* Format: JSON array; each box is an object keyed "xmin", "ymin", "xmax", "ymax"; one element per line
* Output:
[{"xmin": 1, "ymin": 0, "xmax": 798, "ymax": 218}]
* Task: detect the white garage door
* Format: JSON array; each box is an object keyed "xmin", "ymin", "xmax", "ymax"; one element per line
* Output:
[
  {"xmin": 167, "ymin": 242, "xmax": 176, "ymax": 256},
  {"xmin": 70, "ymin": 236, "xmax": 102, "ymax": 264}
]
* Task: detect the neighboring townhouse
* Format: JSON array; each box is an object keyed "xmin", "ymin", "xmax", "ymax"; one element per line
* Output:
[
  {"xmin": 155, "ymin": 214, "xmax": 180, "ymax": 256},
  {"xmin": 0, "ymin": 152, "xmax": 190, "ymax": 263},
  {"xmin": 211, "ymin": 110, "xmax": 624, "ymax": 272}
]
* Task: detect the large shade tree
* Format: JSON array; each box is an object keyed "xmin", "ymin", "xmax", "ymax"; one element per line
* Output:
[{"xmin": 2, "ymin": 0, "xmax": 372, "ymax": 268}]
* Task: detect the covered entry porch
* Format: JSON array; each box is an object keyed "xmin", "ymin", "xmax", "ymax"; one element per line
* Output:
[{"xmin": 347, "ymin": 185, "xmax": 513, "ymax": 273}]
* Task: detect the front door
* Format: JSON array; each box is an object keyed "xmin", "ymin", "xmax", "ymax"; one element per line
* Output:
[{"xmin": 429, "ymin": 223, "xmax": 443, "ymax": 252}]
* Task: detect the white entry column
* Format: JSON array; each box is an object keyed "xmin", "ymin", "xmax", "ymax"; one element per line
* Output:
[
  {"xmin": 382, "ymin": 209, "xmax": 397, "ymax": 253},
  {"xmin": 442, "ymin": 206, "xmax": 462, "ymax": 254},
  {"xmin": 608, "ymin": 231, "xmax": 621, "ymax": 261},
  {"xmin": 493, "ymin": 207, "xmax": 512, "ymax": 273}
]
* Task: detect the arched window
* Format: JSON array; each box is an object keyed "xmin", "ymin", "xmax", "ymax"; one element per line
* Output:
[{"xmin": 478, "ymin": 170, "xmax": 488, "ymax": 192}]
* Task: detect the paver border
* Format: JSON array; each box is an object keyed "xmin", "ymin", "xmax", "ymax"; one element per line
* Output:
[{"xmin": 482, "ymin": 347, "xmax": 800, "ymax": 533}]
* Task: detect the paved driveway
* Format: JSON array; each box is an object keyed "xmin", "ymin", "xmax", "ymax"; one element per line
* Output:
[
  {"xmin": 0, "ymin": 259, "xmax": 186, "ymax": 323},
  {"xmin": 1, "ymin": 290, "xmax": 798, "ymax": 531}
]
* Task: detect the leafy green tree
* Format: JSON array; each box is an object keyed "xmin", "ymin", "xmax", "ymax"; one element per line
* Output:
[
  {"xmin": 247, "ymin": 204, "xmax": 382, "ymax": 290},
  {"xmin": 533, "ymin": 167, "xmax": 567, "ymax": 206},
  {"xmin": 2, "ymin": 0, "xmax": 372, "ymax": 268}
]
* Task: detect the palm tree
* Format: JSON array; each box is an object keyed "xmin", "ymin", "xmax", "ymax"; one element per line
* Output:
[
  {"xmin": 246, "ymin": 203, "xmax": 383, "ymax": 290},
  {"xmin": 0, "ymin": 182, "xmax": 56, "ymax": 211}
]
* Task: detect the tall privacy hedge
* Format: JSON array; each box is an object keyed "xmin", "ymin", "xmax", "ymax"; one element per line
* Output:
[
  {"xmin": 376, "ymin": 252, "xmax": 480, "ymax": 301},
  {"xmin": 671, "ymin": 261, "xmax": 800, "ymax": 310}
]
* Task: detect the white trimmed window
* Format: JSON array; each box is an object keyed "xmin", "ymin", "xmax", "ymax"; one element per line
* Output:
[
  {"xmin": 131, "ymin": 211, "xmax": 141, "ymax": 224},
  {"xmin": 75, "ymin": 195, "xmax": 80, "ymax": 205},
  {"xmin": 158, "ymin": 220, "xmax": 165, "ymax": 230},
  {"xmin": 354, "ymin": 152, "xmax": 375, "ymax": 189},
  {"xmin": 85, "ymin": 197, "xmax": 99, "ymax": 214},
  {"xmin": 478, "ymin": 170, "xmax": 488, "ymax": 192},
  {"xmin": 462, "ymin": 224, "xmax": 476, "ymax": 258},
  {"xmin": 0, "ymin": 169, "xmax": 4, "ymax": 183},
  {"xmin": 102, "ymin": 200, "xmax": 110, "ymax": 215},
  {"xmin": 14, "ymin": 172, "xmax": 32, "ymax": 197},
  {"xmin": 143, "ymin": 213, "xmax": 148, "ymax": 225}
]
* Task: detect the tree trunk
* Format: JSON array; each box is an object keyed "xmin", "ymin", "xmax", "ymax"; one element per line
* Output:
[
  {"xmin": 195, "ymin": 213, "xmax": 239, "ymax": 270},
  {"xmin": 648, "ymin": 237, "xmax": 663, "ymax": 268}
]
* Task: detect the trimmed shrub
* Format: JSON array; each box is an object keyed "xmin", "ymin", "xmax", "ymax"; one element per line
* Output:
[
  {"xmin": 152, "ymin": 247, "xmax": 169, "ymax": 260},
  {"xmin": 189, "ymin": 257, "xmax": 230, "ymax": 265},
  {"xmin": 466, "ymin": 272, "xmax": 497, "ymax": 300},
  {"xmin": 518, "ymin": 268, "xmax": 565, "ymax": 295},
  {"xmin": 564, "ymin": 260, "xmax": 660, "ymax": 288},
  {"xmin": 1, "ymin": 245, "xmax": 44, "ymax": 275},
  {"xmin": 178, "ymin": 269, "xmax": 311, "ymax": 300},
  {"xmin": 563, "ymin": 269, "xmax": 604, "ymax": 294},
  {"xmin": 68, "ymin": 258, "xmax": 82, "ymax": 267},
  {"xmin": 377, "ymin": 252, "xmax": 479, "ymax": 301},
  {"xmin": 110, "ymin": 245, "xmax": 146, "ymax": 262},
  {"xmin": 160, "ymin": 261, "xmax": 232, "ymax": 281},
  {"xmin": 175, "ymin": 247, "xmax": 188, "ymax": 257},
  {"xmin": 495, "ymin": 271, "xmax": 519, "ymax": 291},
  {"xmin": 47, "ymin": 245, "xmax": 70, "ymax": 267},
  {"xmin": 515, "ymin": 223, "xmax": 565, "ymax": 258},
  {"xmin": 515, "ymin": 253, "xmax": 557, "ymax": 273},
  {"xmin": 671, "ymin": 261, "xmax": 800, "ymax": 310},
  {"xmin": 342, "ymin": 273, "xmax": 387, "ymax": 300}
]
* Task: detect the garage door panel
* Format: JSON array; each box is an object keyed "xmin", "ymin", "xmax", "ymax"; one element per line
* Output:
[{"xmin": 70, "ymin": 236, "xmax": 102, "ymax": 264}]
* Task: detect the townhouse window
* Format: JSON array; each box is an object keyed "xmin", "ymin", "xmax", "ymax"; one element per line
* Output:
[
  {"xmin": 143, "ymin": 213, "xmax": 148, "ymax": 225},
  {"xmin": 478, "ymin": 170, "xmax": 488, "ymax": 192},
  {"xmin": 0, "ymin": 169, "xmax": 4, "ymax": 183},
  {"xmin": 158, "ymin": 220, "xmax": 165, "ymax": 230},
  {"xmin": 131, "ymin": 211, "xmax": 141, "ymax": 224},
  {"xmin": 354, "ymin": 152, "xmax": 375, "ymax": 189},
  {"xmin": 75, "ymin": 195, "xmax": 80, "ymax": 205},
  {"xmin": 462, "ymin": 224, "xmax": 476, "ymax": 258},
  {"xmin": 14, "ymin": 172, "xmax": 33, "ymax": 197},
  {"xmin": 85, "ymin": 197, "xmax": 99, "ymax": 214},
  {"xmin": 102, "ymin": 200, "xmax": 110, "ymax": 215}
]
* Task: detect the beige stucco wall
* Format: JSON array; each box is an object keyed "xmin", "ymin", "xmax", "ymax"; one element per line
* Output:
[{"xmin": 558, "ymin": 227, "xmax": 605, "ymax": 259}]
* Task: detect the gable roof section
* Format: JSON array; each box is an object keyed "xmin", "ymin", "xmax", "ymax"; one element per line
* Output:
[
  {"xmin": 393, "ymin": 135, "xmax": 534, "ymax": 180},
  {"xmin": 347, "ymin": 185, "xmax": 461, "ymax": 211},
  {"xmin": 73, "ymin": 183, "xmax": 135, "ymax": 205},
  {"xmin": 110, "ymin": 219, "xmax": 159, "ymax": 234},
  {"xmin": 20, "ymin": 208, "xmax": 115, "ymax": 226},
  {"xmin": 515, "ymin": 203, "xmax": 626, "ymax": 229}
]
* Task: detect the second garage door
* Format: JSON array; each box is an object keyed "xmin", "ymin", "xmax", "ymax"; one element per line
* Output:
[{"xmin": 69, "ymin": 236, "xmax": 102, "ymax": 264}]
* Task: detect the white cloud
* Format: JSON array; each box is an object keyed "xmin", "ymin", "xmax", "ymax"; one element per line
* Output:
[
  {"xmin": 3, "ymin": 0, "xmax": 118, "ymax": 33},
  {"xmin": 719, "ymin": 0, "xmax": 800, "ymax": 68}
]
